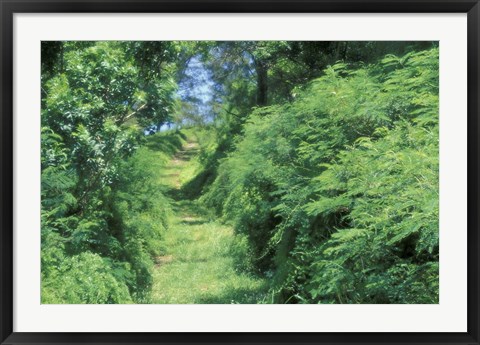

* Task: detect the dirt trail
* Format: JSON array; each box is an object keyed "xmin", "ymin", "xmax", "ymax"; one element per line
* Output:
[
  {"xmin": 149, "ymin": 139, "xmax": 266, "ymax": 304},
  {"xmin": 169, "ymin": 141, "xmax": 199, "ymax": 188}
]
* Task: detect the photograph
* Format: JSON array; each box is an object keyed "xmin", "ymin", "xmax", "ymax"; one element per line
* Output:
[{"xmin": 40, "ymin": 40, "xmax": 439, "ymax": 305}]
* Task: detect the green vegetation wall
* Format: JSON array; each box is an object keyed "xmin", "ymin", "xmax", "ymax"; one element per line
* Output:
[
  {"xmin": 41, "ymin": 42, "xmax": 181, "ymax": 303},
  {"xmin": 204, "ymin": 48, "xmax": 439, "ymax": 303}
]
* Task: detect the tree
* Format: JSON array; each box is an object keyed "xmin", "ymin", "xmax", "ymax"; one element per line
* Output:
[{"xmin": 41, "ymin": 41, "xmax": 182, "ymax": 303}]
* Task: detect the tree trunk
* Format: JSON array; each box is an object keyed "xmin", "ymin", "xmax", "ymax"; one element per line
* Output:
[{"xmin": 256, "ymin": 61, "xmax": 268, "ymax": 106}]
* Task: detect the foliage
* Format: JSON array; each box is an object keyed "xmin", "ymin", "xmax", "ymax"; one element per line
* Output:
[
  {"xmin": 42, "ymin": 41, "xmax": 439, "ymax": 304},
  {"xmin": 204, "ymin": 47, "xmax": 439, "ymax": 303},
  {"xmin": 41, "ymin": 42, "xmax": 180, "ymax": 303},
  {"xmin": 42, "ymin": 252, "xmax": 132, "ymax": 304}
]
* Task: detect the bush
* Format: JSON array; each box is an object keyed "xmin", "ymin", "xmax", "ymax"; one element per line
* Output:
[
  {"xmin": 204, "ymin": 47, "xmax": 439, "ymax": 303},
  {"xmin": 42, "ymin": 252, "xmax": 132, "ymax": 304}
]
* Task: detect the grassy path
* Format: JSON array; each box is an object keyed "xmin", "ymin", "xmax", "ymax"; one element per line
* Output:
[{"xmin": 150, "ymin": 135, "xmax": 266, "ymax": 304}]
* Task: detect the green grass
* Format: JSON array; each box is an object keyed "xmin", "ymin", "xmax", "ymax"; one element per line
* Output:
[
  {"xmin": 142, "ymin": 130, "xmax": 267, "ymax": 304},
  {"xmin": 152, "ymin": 204, "xmax": 266, "ymax": 304}
]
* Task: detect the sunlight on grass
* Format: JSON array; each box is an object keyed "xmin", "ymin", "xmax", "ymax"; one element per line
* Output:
[
  {"xmin": 152, "ymin": 219, "xmax": 267, "ymax": 304},
  {"xmin": 143, "ymin": 129, "xmax": 268, "ymax": 304}
]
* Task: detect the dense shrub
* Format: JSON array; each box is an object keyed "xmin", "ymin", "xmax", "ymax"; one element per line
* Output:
[
  {"xmin": 41, "ymin": 42, "xmax": 179, "ymax": 303},
  {"xmin": 204, "ymin": 48, "xmax": 439, "ymax": 303},
  {"xmin": 42, "ymin": 252, "xmax": 132, "ymax": 304}
]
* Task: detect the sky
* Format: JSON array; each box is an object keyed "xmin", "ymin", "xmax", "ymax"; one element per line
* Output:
[{"xmin": 177, "ymin": 55, "xmax": 215, "ymax": 121}]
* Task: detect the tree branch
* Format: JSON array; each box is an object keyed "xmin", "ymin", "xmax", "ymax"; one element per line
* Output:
[
  {"xmin": 222, "ymin": 106, "xmax": 242, "ymax": 119},
  {"xmin": 119, "ymin": 103, "xmax": 148, "ymax": 124}
]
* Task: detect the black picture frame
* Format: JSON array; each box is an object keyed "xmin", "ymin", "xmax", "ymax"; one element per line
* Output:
[{"xmin": 1, "ymin": 1, "xmax": 479, "ymax": 344}]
